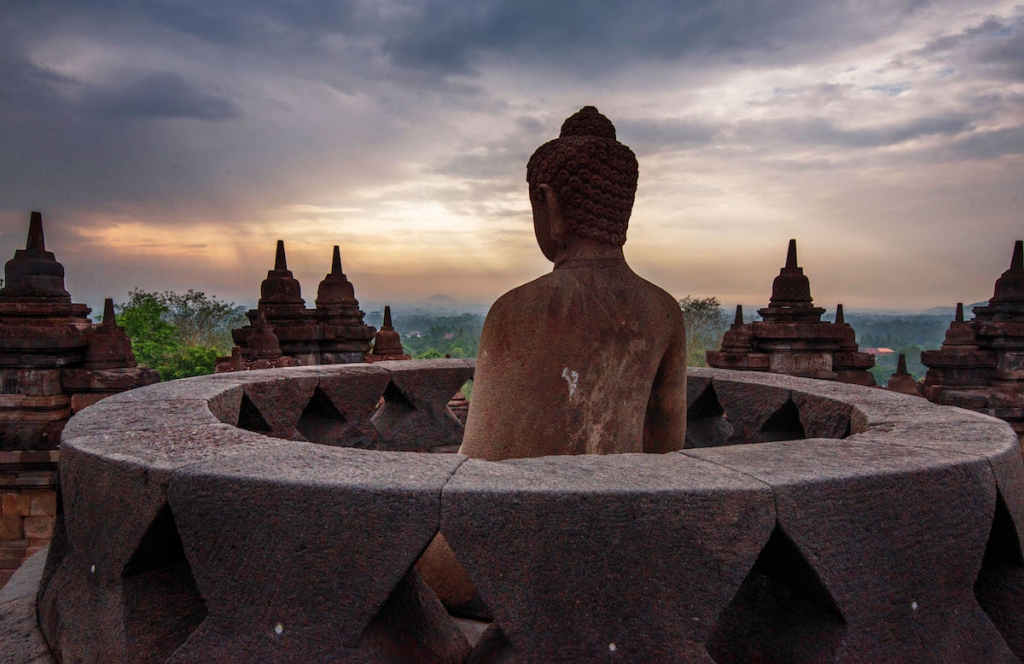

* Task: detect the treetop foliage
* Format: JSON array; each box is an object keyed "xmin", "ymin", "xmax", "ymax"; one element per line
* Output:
[
  {"xmin": 679, "ymin": 296, "xmax": 729, "ymax": 368},
  {"xmin": 116, "ymin": 289, "xmax": 247, "ymax": 381}
]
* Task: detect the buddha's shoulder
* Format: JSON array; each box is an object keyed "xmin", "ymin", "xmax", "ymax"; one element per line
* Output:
[{"xmin": 486, "ymin": 274, "xmax": 559, "ymax": 320}]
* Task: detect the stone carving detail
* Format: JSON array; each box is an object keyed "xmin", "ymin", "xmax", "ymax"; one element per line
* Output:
[
  {"xmin": 708, "ymin": 240, "xmax": 876, "ymax": 386},
  {"xmin": 923, "ymin": 241, "xmax": 1024, "ymax": 444},
  {"xmin": 0, "ymin": 212, "xmax": 158, "ymax": 587}
]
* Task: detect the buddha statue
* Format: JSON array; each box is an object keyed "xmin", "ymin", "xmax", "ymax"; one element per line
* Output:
[
  {"xmin": 418, "ymin": 107, "xmax": 688, "ymax": 619},
  {"xmin": 461, "ymin": 106, "xmax": 687, "ymax": 459}
]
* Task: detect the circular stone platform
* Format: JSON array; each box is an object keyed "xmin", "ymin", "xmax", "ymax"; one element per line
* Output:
[{"xmin": 13, "ymin": 360, "xmax": 1024, "ymax": 662}]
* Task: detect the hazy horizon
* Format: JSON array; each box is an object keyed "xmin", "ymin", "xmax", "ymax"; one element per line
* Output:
[{"xmin": 2, "ymin": 1, "xmax": 1021, "ymax": 312}]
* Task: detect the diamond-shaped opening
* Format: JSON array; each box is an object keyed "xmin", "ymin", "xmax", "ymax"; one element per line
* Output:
[
  {"xmin": 414, "ymin": 534, "xmax": 492, "ymax": 619},
  {"xmin": 295, "ymin": 387, "xmax": 351, "ymax": 447},
  {"xmin": 447, "ymin": 380, "xmax": 472, "ymax": 427},
  {"xmin": 975, "ymin": 491, "xmax": 1024, "ymax": 659},
  {"xmin": 372, "ymin": 380, "xmax": 417, "ymax": 425},
  {"xmin": 707, "ymin": 526, "xmax": 846, "ymax": 662},
  {"xmin": 122, "ymin": 505, "xmax": 207, "ymax": 661},
  {"xmin": 464, "ymin": 623, "xmax": 516, "ymax": 664},
  {"xmin": 409, "ymin": 534, "xmax": 514, "ymax": 661},
  {"xmin": 359, "ymin": 567, "xmax": 473, "ymax": 663},
  {"xmin": 685, "ymin": 385, "xmax": 734, "ymax": 449},
  {"xmin": 237, "ymin": 393, "xmax": 272, "ymax": 433},
  {"xmin": 754, "ymin": 399, "xmax": 805, "ymax": 442}
]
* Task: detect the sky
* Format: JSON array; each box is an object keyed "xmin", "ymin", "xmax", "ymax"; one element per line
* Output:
[{"xmin": 1, "ymin": 0, "xmax": 1022, "ymax": 314}]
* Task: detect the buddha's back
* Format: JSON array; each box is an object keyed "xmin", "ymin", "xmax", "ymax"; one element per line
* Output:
[{"xmin": 461, "ymin": 261, "xmax": 686, "ymax": 460}]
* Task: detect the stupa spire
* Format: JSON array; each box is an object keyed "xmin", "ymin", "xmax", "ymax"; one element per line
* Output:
[
  {"xmin": 835, "ymin": 304, "xmax": 845, "ymax": 325},
  {"xmin": 275, "ymin": 240, "xmax": 287, "ymax": 271},
  {"xmin": 734, "ymin": 304, "xmax": 743, "ymax": 326},
  {"xmin": 956, "ymin": 303, "xmax": 964, "ymax": 323},
  {"xmin": 101, "ymin": 298, "xmax": 116, "ymax": 328},
  {"xmin": 27, "ymin": 211, "xmax": 45, "ymax": 252},
  {"xmin": 383, "ymin": 305, "xmax": 393, "ymax": 328},
  {"xmin": 785, "ymin": 239, "xmax": 798, "ymax": 269},
  {"xmin": 331, "ymin": 245, "xmax": 342, "ymax": 275},
  {"xmin": 1012, "ymin": 240, "xmax": 1023, "ymax": 271},
  {"xmin": 896, "ymin": 353, "xmax": 909, "ymax": 376}
]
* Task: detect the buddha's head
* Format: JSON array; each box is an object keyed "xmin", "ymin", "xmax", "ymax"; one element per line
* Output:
[{"xmin": 526, "ymin": 106, "xmax": 639, "ymax": 261}]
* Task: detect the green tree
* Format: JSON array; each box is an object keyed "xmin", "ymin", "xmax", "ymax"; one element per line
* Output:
[
  {"xmin": 116, "ymin": 289, "xmax": 247, "ymax": 381},
  {"xmin": 679, "ymin": 296, "xmax": 729, "ymax": 368}
]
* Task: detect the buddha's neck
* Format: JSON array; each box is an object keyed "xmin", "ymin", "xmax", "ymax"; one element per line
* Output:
[{"xmin": 552, "ymin": 237, "xmax": 625, "ymax": 270}]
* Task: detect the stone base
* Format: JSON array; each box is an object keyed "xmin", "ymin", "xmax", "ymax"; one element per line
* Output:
[
  {"xmin": 365, "ymin": 353, "xmax": 411, "ymax": 363},
  {"xmin": 0, "ymin": 451, "xmax": 57, "ymax": 589},
  {"xmin": 0, "ymin": 547, "xmax": 54, "ymax": 661}
]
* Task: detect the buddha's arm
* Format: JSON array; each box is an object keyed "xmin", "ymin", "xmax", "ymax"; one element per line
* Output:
[{"xmin": 642, "ymin": 317, "xmax": 687, "ymax": 453}]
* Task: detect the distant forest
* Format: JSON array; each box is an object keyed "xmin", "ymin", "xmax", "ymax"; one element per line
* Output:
[
  {"xmin": 838, "ymin": 313, "xmax": 954, "ymax": 383},
  {"xmin": 114, "ymin": 289, "xmax": 962, "ymax": 386},
  {"xmin": 369, "ymin": 307, "xmax": 960, "ymax": 384},
  {"xmin": 366, "ymin": 310, "xmax": 484, "ymax": 360}
]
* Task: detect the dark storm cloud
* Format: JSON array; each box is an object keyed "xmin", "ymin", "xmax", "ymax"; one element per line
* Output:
[
  {"xmin": 734, "ymin": 113, "xmax": 974, "ymax": 149},
  {"xmin": 908, "ymin": 16, "xmax": 1009, "ymax": 58},
  {"xmin": 938, "ymin": 126, "xmax": 1024, "ymax": 161},
  {"xmin": 378, "ymin": 0, "xmax": 936, "ymax": 74},
  {"xmin": 85, "ymin": 72, "xmax": 240, "ymax": 121},
  {"xmin": 900, "ymin": 12, "xmax": 1024, "ymax": 81},
  {"xmin": 6, "ymin": 0, "xmax": 939, "ymax": 76}
]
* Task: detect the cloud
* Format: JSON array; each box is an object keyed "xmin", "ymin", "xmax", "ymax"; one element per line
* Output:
[
  {"xmin": 733, "ymin": 113, "xmax": 975, "ymax": 149},
  {"xmin": 84, "ymin": 72, "xmax": 240, "ymax": 121},
  {"xmin": 0, "ymin": 0, "xmax": 1021, "ymax": 310},
  {"xmin": 899, "ymin": 12, "xmax": 1024, "ymax": 82}
]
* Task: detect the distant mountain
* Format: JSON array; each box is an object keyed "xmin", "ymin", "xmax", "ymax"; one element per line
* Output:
[
  {"xmin": 920, "ymin": 302, "xmax": 987, "ymax": 316},
  {"xmin": 426, "ymin": 294, "xmax": 459, "ymax": 304}
]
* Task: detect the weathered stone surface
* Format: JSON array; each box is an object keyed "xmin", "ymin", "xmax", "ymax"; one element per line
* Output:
[
  {"xmin": 441, "ymin": 453, "xmax": 774, "ymax": 661},
  {"xmin": 167, "ymin": 444, "xmax": 467, "ymax": 662},
  {"xmin": 13, "ymin": 363, "xmax": 1024, "ymax": 661},
  {"xmin": 45, "ymin": 422, "xmax": 271, "ymax": 662},
  {"xmin": 372, "ymin": 360, "xmax": 473, "ymax": 451},
  {"xmin": 308, "ymin": 364, "xmax": 391, "ymax": 448},
  {"xmin": 687, "ymin": 438, "xmax": 1014, "ymax": 662},
  {"xmin": 711, "ymin": 377, "xmax": 794, "ymax": 443},
  {"xmin": 0, "ymin": 549, "xmax": 53, "ymax": 664}
]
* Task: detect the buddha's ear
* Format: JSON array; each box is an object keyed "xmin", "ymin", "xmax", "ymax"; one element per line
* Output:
[{"xmin": 540, "ymin": 184, "xmax": 566, "ymax": 246}]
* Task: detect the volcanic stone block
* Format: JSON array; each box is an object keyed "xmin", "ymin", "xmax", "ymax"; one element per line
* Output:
[
  {"xmin": 791, "ymin": 391, "xmax": 856, "ymax": 439},
  {"xmin": 440, "ymin": 453, "xmax": 775, "ymax": 662},
  {"xmin": 304, "ymin": 364, "xmax": 392, "ymax": 448},
  {"xmin": 712, "ymin": 378, "xmax": 793, "ymax": 444},
  {"xmin": 0, "ymin": 550, "xmax": 53, "ymax": 664},
  {"xmin": 63, "ymin": 398, "xmax": 222, "ymax": 438},
  {"xmin": 685, "ymin": 381, "xmax": 733, "ymax": 449},
  {"xmin": 167, "ymin": 444, "xmax": 468, "ymax": 662},
  {"xmin": 371, "ymin": 360, "xmax": 474, "ymax": 451},
  {"xmin": 2, "ymin": 492, "xmax": 33, "ymax": 516},
  {"xmin": 236, "ymin": 374, "xmax": 319, "ymax": 440},
  {"xmin": 687, "ymin": 439, "xmax": 1015, "ymax": 662},
  {"xmin": 46, "ymin": 423, "xmax": 270, "ymax": 662}
]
